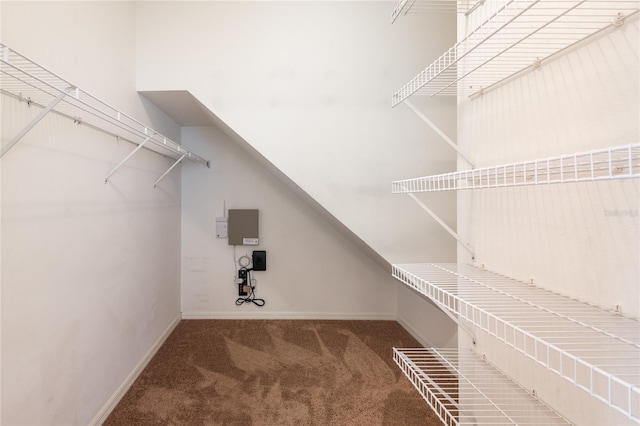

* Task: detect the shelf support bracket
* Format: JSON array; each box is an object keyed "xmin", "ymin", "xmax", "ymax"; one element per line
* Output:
[
  {"xmin": 437, "ymin": 305, "xmax": 477, "ymax": 343},
  {"xmin": 405, "ymin": 192, "xmax": 475, "ymax": 257},
  {"xmin": 154, "ymin": 154, "xmax": 185, "ymax": 188},
  {"xmin": 104, "ymin": 136, "xmax": 151, "ymax": 183},
  {"xmin": 465, "ymin": 0, "xmax": 486, "ymax": 16},
  {"xmin": 1, "ymin": 89, "xmax": 70, "ymax": 157},
  {"xmin": 403, "ymin": 100, "xmax": 475, "ymax": 168},
  {"xmin": 433, "ymin": 348, "xmax": 518, "ymax": 425}
]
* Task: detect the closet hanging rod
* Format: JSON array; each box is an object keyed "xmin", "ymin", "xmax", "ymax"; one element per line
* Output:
[
  {"xmin": 0, "ymin": 43, "xmax": 209, "ymax": 168},
  {"xmin": 1, "ymin": 88, "xmax": 183, "ymax": 168}
]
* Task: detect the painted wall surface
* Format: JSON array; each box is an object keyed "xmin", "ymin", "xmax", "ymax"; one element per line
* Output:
[
  {"xmin": 396, "ymin": 285, "xmax": 457, "ymax": 348},
  {"xmin": 1, "ymin": 1, "xmax": 461, "ymax": 423},
  {"xmin": 1, "ymin": 1, "xmax": 181, "ymax": 142},
  {"xmin": 181, "ymin": 126, "xmax": 399, "ymax": 318},
  {"xmin": 1, "ymin": 2, "xmax": 186, "ymax": 424},
  {"xmin": 456, "ymin": 5, "xmax": 640, "ymax": 425},
  {"xmin": 135, "ymin": 1, "xmax": 458, "ymax": 265},
  {"xmin": 0, "ymin": 4, "xmax": 4, "ymax": 422},
  {"xmin": 135, "ymin": 0, "xmax": 459, "ymax": 345}
]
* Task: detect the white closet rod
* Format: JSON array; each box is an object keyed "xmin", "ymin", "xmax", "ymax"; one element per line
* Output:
[{"xmin": 0, "ymin": 44, "xmax": 209, "ymax": 172}]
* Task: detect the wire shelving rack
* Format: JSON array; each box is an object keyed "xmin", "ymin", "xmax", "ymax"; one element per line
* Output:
[
  {"xmin": 392, "ymin": 263, "xmax": 640, "ymax": 422},
  {"xmin": 393, "ymin": 143, "xmax": 640, "ymax": 193},
  {"xmin": 393, "ymin": 347, "xmax": 572, "ymax": 425},
  {"xmin": 392, "ymin": 0, "xmax": 480, "ymax": 23},
  {"xmin": 392, "ymin": 0, "xmax": 640, "ymax": 106},
  {"xmin": 0, "ymin": 43, "xmax": 209, "ymax": 169}
]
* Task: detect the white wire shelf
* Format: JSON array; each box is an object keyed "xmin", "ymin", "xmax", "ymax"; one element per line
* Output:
[
  {"xmin": 392, "ymin": 143, "xmax": 640, "ymax": 193},
  {"xmin": 394, "ymin": 347, "xmax": 571, "ymax": 425},
  {"xmin": 392, "ymin": 0, "xmax": 640, "ymax": 105},
  {"xmin": 0, "ymin": 43, "xmax": 209, "ymax": 167},
  {"xmin": 392, "ymin": 0, "xmax": 480, "ymax": 23},
  {"xmin": 392, "ymin": 263, "xmax": 640, "ymax": 422}
]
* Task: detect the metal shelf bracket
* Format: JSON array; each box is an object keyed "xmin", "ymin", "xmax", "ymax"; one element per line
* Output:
[
  {"xmin": 403, "ymin": 100, "xmax": 474, "ymax": 168},
  {"xmin": 393, "ymin": 347, "xmax": 571, "ymax": 425},
  {"xmin": 405, "ymin": 191, "xmax": 475, "ymax": 257},
  {"xmin": 438, "ymin": 301, "xmax": 477, "ymax": 341},
  {"xmin": 154, "ymin": 154, "xmax": 185, "ymax": 188},
  {"xmin": 0, "ymin": 43, "xmax": 210, "ymax": 171},
  {"xmin": 393, "ymin": 143, "xmax": 640, "ymax": 193},
  {"xmin": 391, "ymin": 0, "xmax": 487, "ymax": 23},
  {"xmin": 465, "ymin": 0, "xmax": 486, "ymax": 16},
  {"xmin": 1, "ymin": 88, "xmax": 71, "ymax": 157},
  {"xmin": 392, "ymin": 1, "xmax": 640, "ymax": 102},
  {"xmin": 392, "ymin": 263, "xmax": 640, "ymax": 421},
  {"xmin": 104, "ymin": 136, "xmax": 151, "ymax": 183}
]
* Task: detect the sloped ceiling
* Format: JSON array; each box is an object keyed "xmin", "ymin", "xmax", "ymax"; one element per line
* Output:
[{"xmin": 140, "ymin": 89, "xmax": 391, "ymax": 272}]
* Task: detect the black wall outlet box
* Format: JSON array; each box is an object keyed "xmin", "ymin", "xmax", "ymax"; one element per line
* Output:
[{"xmin": 252, "ymin": 250, "xmax": 267, "ymax": 271}]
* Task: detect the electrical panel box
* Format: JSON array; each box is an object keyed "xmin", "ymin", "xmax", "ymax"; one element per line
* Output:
[{"xmin": 228, "ymin": 209, "xmax": 259, "ymax": 245}]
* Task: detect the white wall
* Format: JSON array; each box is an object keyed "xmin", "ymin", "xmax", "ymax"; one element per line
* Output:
[
  {"xmin": 1, "ymin": 1, "xmax": 181, "ymax": 142},
  {"xmin": 137, "ymin": 1, "xmax": 456, "ymax": 336},
  {"xmin": 1, "ymin": 1, "xmax": 461, "ymax": 423},
  {"xmin": 135, "ymin": 1, "xmax": 458, "ymax": 264},
  {"xmin": 0, "ymin": 4, "xmax": 4, "ymax": 422},
  {"xmin": 396, "ymin": 285, "xmax": 457, "ymax": 347},
  {"xmin": 1, "ymin": 2, "xmax": 187, "ymax": 424},
  {"xmin": 134, "ymin": 0, "xmax": 459, "ymax": 344},
  {"xmin": 457, "ymin": 6, "xmax": 640, "ymax": 425},
  {"xmin": 457, "ymin": 17, "xmax": 640, "ymax": 314},
  {"xmin": 0, "ymin": 3, "xmax": 3, "ymax": 420},
  {"xmin": 181, "ymin": 126, "xmax": 399, "ymax": 318}
]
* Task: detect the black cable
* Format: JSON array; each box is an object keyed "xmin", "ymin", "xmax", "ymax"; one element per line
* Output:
[{"xmin": 235, "ymin": 270, "xmax": 265, "ymax": 307}]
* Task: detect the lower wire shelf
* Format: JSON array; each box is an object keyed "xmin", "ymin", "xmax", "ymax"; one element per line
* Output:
[
  {"xmin": 393, "ymin": 263, "xmax": 640, "ymax": 422},
  {"xmin": 394, "ymin": 347, "xmax": 571, "ymax": 425}
]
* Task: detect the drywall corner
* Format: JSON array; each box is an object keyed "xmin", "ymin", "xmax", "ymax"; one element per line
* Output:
[
  {"xmin": 396, "ymin": 283, "xmax": 457, "ymax": 348},
  {"xmin": 89, "ymin": 316, "xmax": 181, "ymax": 426}
]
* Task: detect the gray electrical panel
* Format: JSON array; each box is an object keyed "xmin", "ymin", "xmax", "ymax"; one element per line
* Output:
[{"xmin": 228, "ymin": 209, "xmax": 259, "ymax": 245}]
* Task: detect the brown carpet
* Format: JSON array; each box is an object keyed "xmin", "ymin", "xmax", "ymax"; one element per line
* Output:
[{"xmin": 104, "ymin": 320, "xmax": 441, "ymax": 425}]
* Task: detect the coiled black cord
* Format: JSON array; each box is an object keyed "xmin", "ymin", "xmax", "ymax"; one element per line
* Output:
[{"xmin": 235, "ymin": 269, "xmax": 265, "ymax": 307}]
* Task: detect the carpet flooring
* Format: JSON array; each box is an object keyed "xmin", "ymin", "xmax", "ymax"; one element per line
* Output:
[{"xmin": 105, "ymin": 320, "xmax": 441, "ymax": 425}]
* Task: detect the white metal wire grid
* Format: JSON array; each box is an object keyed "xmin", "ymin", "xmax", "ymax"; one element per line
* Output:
[
  {"xmin": 393, "ymin": 348, "xmax": 572, "ymax": 425},
  {"xmin": 0, "ymin": 44, "xmax": 208, "ymax": 166},
  {"xmin": 392, "ymin": 0, "xmax": 640, "ymax": 105},
  {"xmin": 392, "ymin": 144, "xmax": 640, "ymax": 193},
  {"xmin": 392, "ymin": 263, "xmax": 640, "ymax": 422},
  {"xmin": 392, "ymin": 0, "xmax": 479, "ymax": 23}
]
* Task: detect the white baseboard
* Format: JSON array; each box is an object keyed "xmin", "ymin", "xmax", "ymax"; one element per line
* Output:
[
  {"xmin": 89, "ymin": 315, "xmax": 181, "ymax": 426},
  {"xmin": 396, "ymin": 315, "xmax": 435, "ymax": 348},
  {"xmin": 181, "ymin": 311, "xmax": 396, "ymax": 320}
]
